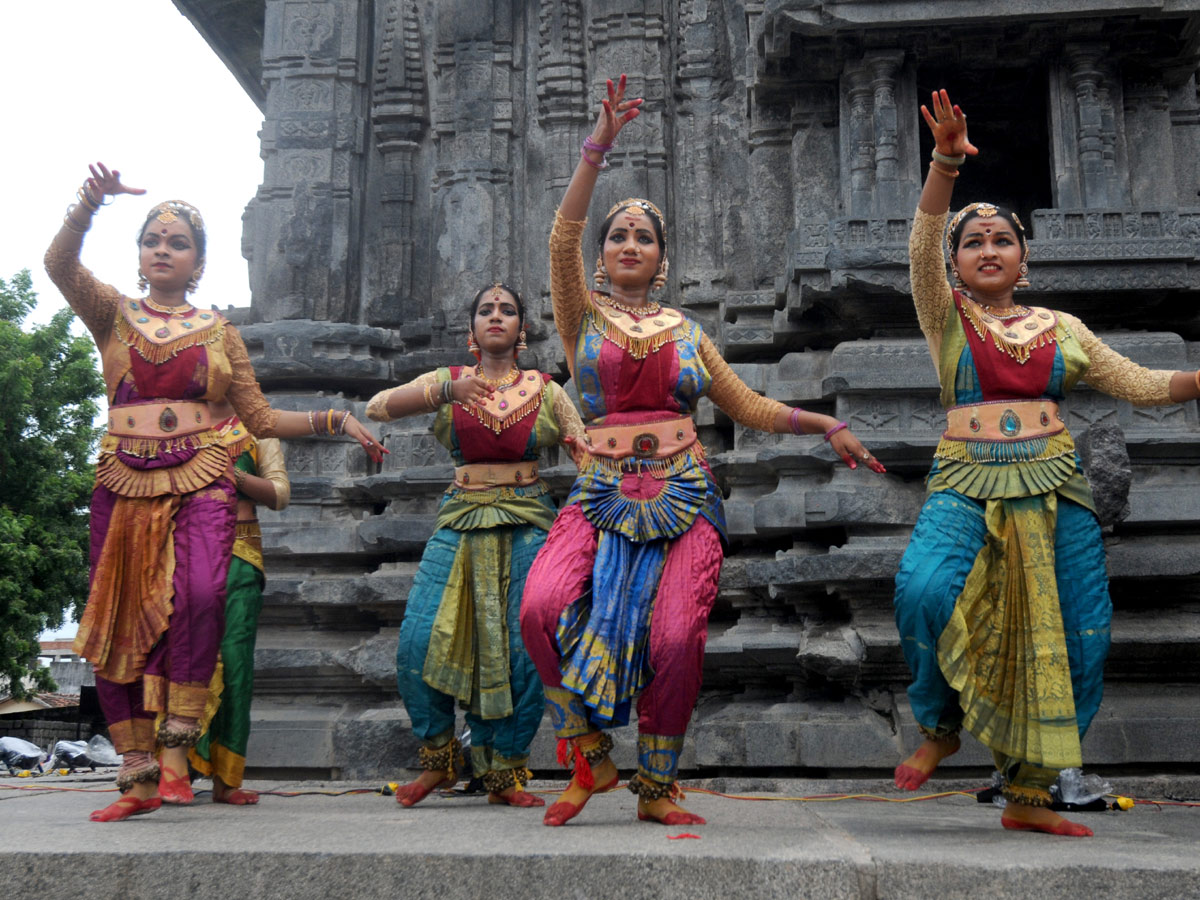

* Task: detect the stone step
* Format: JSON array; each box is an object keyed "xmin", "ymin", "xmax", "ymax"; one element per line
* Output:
[{"xmin": 6, "ymin": 772, "xmax": 1198, "ymax": 900}]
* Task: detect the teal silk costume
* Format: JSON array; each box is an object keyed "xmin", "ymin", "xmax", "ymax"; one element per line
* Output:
[{"xmin": 896, "ymin": 208, "xmax": 1177, "ymax": 805}]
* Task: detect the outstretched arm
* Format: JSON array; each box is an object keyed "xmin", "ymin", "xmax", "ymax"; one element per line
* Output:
[
  {"xmin": 550, "ymin": 76, "xmax": 643, "ymax": 365},
  {"xmin": 910, "ymin": 91, "xmax": 978, "ymax": 349}
]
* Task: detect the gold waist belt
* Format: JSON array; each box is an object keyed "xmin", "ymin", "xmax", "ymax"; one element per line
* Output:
[
  {"xmin": 107, "ymin": 401, "xmax": 212, "ymax": 439},
  {"xmin": 945, "ymin": 399, "xmax": 1063, "ymax": 442},
  {"xmin": 454, "ymin": 461, "xmax": 540, "ymax": 490},
  {"xmin": 584, "ymin": 416, "xmax": 697, "ymax": 460}
]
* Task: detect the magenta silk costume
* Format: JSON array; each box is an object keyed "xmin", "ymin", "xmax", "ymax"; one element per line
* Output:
[{"xmin": 46, "ymin": 238, "xmax": 282, "ymax": 760}]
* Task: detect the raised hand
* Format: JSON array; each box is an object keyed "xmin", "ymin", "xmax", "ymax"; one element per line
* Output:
[
  {"xmin": 588, "ymin": 73, "xmax": 643, "ymax": 149},
  {"xmin": 919, "ymin": 90, "xmax": 978, "ymax": 159},
  {"xmin": 86, "ymin": 162, "xmax": 146, "ymax": 201}
]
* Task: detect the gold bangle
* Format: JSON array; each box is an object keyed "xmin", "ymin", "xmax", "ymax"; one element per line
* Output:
[
  {"xmin": 1194, "ymin": 369, "xmax": 1200, "ymax": 394},
  {"xmin": 929, "ymin": 161, "xmax": 959, "ymax": 179},
  {"xmin": 76, "ymin": 186, "xmax": 100, "ymax": 212},
  {"xmin": 62, "ymin": 213, "xmax": 88, "ymax": 234}
]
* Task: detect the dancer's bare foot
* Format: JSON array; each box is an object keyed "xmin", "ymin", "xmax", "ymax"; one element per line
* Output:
[
  {"xmin": 543, "ymin": 756, "xmax": 618, "ymax": 826},
  {"xmin": 395, "ymin": 768, "xmax": 457, "ymax": 807},
  {"xmin": 1001, "ymin": 802, "xmax": 1093, "ymax": 837},
  {"xmin": 213, "ymin": 774, "xmax": 259, "ymax": 805},
  {"xmin": 488, "ymin": 784, "xmax": 546, "ymax": 807},
  {"xmin": 637, "ymin": 793, "xmax": 706, "ymax": 826},
  {"xmin": 158, "ymin": 746, "xmax": 194, "ymax": 805},
  {"xmin": 90, "ymin": 780, "xmax": 161, "ymax": 822},
  {"xmin": 894, "ymin": 734, "xmax": 961, "ymax": 790}
]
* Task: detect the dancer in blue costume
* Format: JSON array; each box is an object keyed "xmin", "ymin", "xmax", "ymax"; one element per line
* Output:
[
  {"xmin": 893, "ymin": 90, "xmax": 1200, "ymax": 836},
  {"xmin": 367, "ymin": 284, "xmax": 584, "ymax": 808}
]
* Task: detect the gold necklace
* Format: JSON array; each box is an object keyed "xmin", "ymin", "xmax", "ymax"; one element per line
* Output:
[
  {"xmin": 475, "ymin": 363, "xmax": 521, "ymax": 390},
  {"xmin": 142, "ymin": 295, "xmax": 194, "ymax": 316},
  {"xmin": 963, "ymin": 291, "xmax": 1028, "ymax": 319},
  {"xmin": 602, "ymin": 295, "xmax": 661, "ymax": 316}
]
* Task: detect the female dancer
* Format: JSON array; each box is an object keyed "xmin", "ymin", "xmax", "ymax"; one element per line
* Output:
[
  {"xmin": 366, "ymin": 283, "xmax": 585, "ymax": 808},
  {"xmin": 520, "ymin": 75, "xmax": 884, "ymax": 828},
  {"xmin": 187, "ymin": 399, "xmax": 290, "ymax": 805},
  {"xmin": 46, "ymin": 163, "xmax": 384, "ymax": 822},
  {"xmin": 893, "ymin": 91, "xmax": 1200, "ymax": 836}
]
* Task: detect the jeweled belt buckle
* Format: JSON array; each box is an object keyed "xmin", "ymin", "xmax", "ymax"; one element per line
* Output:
[{"xmin": 632, "ymin": 432, "xmax": 660, "ymax": 458}]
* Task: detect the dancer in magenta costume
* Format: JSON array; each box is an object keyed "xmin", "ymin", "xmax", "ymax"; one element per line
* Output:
[{"xmin": 520, "ymin": 76, "xmax": 884, "ymax": 828}]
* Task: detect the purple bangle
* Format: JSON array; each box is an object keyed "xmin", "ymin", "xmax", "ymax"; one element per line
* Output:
[
  {"xmin": 823, "ymin": 421, "xmax": 848, "ymax": 442},
  {"xmin": 582, "ymin": 136, "xmax": 614, "ymax": 153},
  {"xmin": 788, "ymin": 407, "xmax": 804, "ymax": 435},
  {"xmin": 580, "ymin": 146, "xmax": 608, "ymax": 170}
]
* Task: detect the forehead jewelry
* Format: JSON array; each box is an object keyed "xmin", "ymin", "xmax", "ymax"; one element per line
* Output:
[
  {"xmin": 149, "ymin": 200, "xmax": 206, "ymax": 235},
  {"xmin": 605, "ymin": 197, "xmax": 665, "ymax": 237},
  {"xmin": 947, "ymin": 201, "xmax": 1004, "ymax": 256}
]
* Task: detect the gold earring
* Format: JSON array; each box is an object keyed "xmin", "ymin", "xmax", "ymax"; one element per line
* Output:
[
  {"xmin": 186, "ymin": 263, "xmax": 205, "ymax": 295},
  {"xmin": 593, "ymin": 256, "xmax": 608, "ymax": 287},
  {"xmin": 651, "ymin": 258, "xmax": 669, "ymax": 293},
  {"xmin": 951, "ymin": 266, "xmax": 965, "ymax": 288},
  {"xmin": 514, "ymin": 329, "xmax": 528, "ymax": 358},
  {"xmin": 1015, "ymin": 262, "xmax": 1031, "ymax": 290},
  {"xmin": 137, "ymin": 271, "xmax": 149, "ymax": 292},
  {"xmin": 467, "ymin": 332, "xmax": 481, "ymax": 361}
]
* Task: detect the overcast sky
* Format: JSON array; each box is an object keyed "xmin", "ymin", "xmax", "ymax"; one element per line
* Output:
[
  {"xmin": 1, "ymin": 1, "xmax": 264, "ymax": 327},
  {"xmin": 2, "ymin": 2, "xmax": 264, "ymax": 640}
]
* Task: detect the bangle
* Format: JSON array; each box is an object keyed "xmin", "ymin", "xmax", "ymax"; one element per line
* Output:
[
  {"xmin": 423, "ymin": 382, "xmax": 437, "ymax": 410},
  {"xmin": 442, "ymin": 378, "xmax": 454, "ymax": 404},
  {"xmin": 335, "ymin": 410, "xmax": 350, "ymax": 435},
  {"xmin": 62, "ymin": 211, "xmax": 89, "ymax": 234},
  {"xmin": 788, "ymin": 407, "xmax": 805, "ymax": 435},
  {"xmin": 1194, "ymin": 369, "xmax": 1200, "ymax": 393},
  {"xmin": 823, "ymin": 421, "xmax": 848, "ymax": 442},
  {"xmin": 580, "ymin": 146, "xmax": 608, "ymax": 170},
  {"xmin": 583, "ymin": 136, "xmax": 614, "ymax": 153},
  {"xmin": 307, "ymin": 410, "xmax": 317, "ymax": 435},
  {"xmin": 76, "ymin": 187, "xmax": 100, "ymax": 212},
  {"xmin": 929, "ymin": 161, "xmax": 959, "ymax": 179},
  {"xmin": 233, "ymin": 467, "xmax": 247, "ymax": 492},
  {"xmin": 931, "ymin": 149, "xmax": 966, "ymax": 167}
]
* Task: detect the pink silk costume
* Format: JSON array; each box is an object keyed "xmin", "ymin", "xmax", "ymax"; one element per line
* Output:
[
  {"xmin": 520, "ymin": 212, "xmax": 788, "ymax": 789},
  {"xmin": 46, "ymin": 235, "xmax": 281, "ymax": 756}
]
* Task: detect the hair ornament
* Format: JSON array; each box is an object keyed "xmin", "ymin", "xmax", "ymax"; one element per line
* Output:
[
  {"xmin": 149, "ymin": 200, "xmax": 205, "ymax": 235},
  {"xmin": 605, "ymin": 197, "xmax": 665, "ymax": 237}
]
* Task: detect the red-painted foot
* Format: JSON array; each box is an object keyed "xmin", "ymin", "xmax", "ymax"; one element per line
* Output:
[
  {"xmin": 637, "ymin": 809, "xmax": 707, "ymax": 826},
  {"xmin": 1002, "ymin": 814, "xmax": 1093, "ymax": 837},
  {"xmin": 488, "ymin": 788, "xmax": 545, "ymax": 808},
  {"xmin": 214, "ymin": 787, "xmax": 259, "ymax": 805},
  {"xmin": 395, "ymin": 775, "xmax": 456, "ymax": 807},
  {"xmin": 90, "ymin": 794, "xmax": 162, "ymax": 822},
  {"xmin": 543, "ymin": 775, "xmax": 618, "ymax": 826},
  {"xmin": 159, "ymin": 766, "xmax": 194, "ymax": 805}
]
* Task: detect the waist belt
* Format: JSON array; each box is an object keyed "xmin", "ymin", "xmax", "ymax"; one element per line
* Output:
[
  {"xmin": 584, "ymin": 416, "xmax": 697, "ymax": 460},
  {"xmin": 107, "ymin": 401, "xmax": 213, "ymax": 439},
  {"xmin": 944, "ymin": 399, "xmax": 1063, "ymax": 442},
  {"xmin": 454, "ymin": 461, "xmax": 540, "ymax": 490}
]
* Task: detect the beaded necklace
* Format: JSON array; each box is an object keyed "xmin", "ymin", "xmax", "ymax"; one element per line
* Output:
[
  {"xmin": 601, "ymin": 296, "xmax": 661, "ymax": 317},
  {"xmin": 475, "ymin": 363, "xmax": 521, "ymax": 390}
]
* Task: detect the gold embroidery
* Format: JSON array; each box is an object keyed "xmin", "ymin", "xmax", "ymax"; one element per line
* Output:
[
  {"xmin": 960, "ymin": 295, "xmax": 1057, "ymax": 365},
  {"xmin": 116, "ymin": 299, "xmax": 224, "ymax": 365},
  {"xmin": 458, "ymin": 370, "xmax": 546, "ymax": 434},
  {"xmin": 590, "ymin": 293, "xmax": 683, "ymax": 359}
]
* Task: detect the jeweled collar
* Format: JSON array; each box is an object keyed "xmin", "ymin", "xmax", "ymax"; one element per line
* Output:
[
  {"xmin": 457, "ymin": 369, "xmax": 545, "ymax": 434},
  {"xmin": 121, "ymin": 297, "xmax": 219, "ymax": 345}
]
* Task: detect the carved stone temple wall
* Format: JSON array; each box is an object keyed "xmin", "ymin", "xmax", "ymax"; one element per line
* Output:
[{"xmin": 175, "ymin": 0, "xmax": 1200, "ymax": 779}]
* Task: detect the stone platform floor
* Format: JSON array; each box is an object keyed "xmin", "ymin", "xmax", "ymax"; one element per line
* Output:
[{"xmin": 2, "ymin": 773, "xmax": 1198, "ymax": 899}]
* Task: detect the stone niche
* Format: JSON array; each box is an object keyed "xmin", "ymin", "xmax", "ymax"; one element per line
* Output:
[{"xmin": 173, "ymin": 0, "xmax": 1200, "ymax": 779}]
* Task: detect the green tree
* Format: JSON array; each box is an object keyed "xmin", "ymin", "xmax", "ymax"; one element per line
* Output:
[{"xmin": 0, "ymin": 270, "xmax": 103, "ymax": 699}]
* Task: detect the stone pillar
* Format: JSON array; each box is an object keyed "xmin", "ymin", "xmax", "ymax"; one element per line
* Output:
[
  {"xmin": 1125, "ymin": 79, "xmax": 1176, "ymax": 208},
  {"xmin": 842, "ymin": 61, "xmax": 875, "ymax": 217},
  {"xmin": 366, "ymin": 0, "xmax": 428, "ymax": 328},
  {"xmin": 585, "ymin": 1, "xmax": 671, "ymax": 235},
  {"xmin": 535, "ymin": 0, "xmax": 589, "ymax": 196},
  {"xmin": 254, "ymin": 0, "xmax": 370, "ymax": 323},
  {"xmin": 430, "ymin": 0, "xmax": 523, "ymax": 318},
  {"xmin": 868, "ymin": 50, "xmax": 904, "ymax": 215},
  {"xmin": 1054, "ymin": 43, "xmax": 1130, "ymax": 209}
]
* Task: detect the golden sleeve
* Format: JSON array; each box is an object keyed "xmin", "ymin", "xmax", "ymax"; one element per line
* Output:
[
  {"xmin": 909, "ymin": 209, "xmax": 954, "ymax": 358},
  {"xmin": 549, "ymin": 210, "xmax": 591, "ymax": 353},
  {"xmin": 699, "ymin": 334, "xmax": 789, "ymax": 432},
  {"xmin": 223, "ymin": 324, "xmax": 282, "ymax": 436},
  {"xmin": 1060, "ymin": 313, "xmax": 1176, "ymax": 406},
  {"xmin": 43, "ymin": 232, "xmax": 122, "ymax": 344},
  {"xmin": 548, "ymin": 381, "xmax": 586, "ymax": 443},
  {"xmin": 365, "ymin": 371, "xmax": 441, "ymax": 422},
  {"xmin": 255, "ymin": 437, "xmax": 291, "ymax": 510}
]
